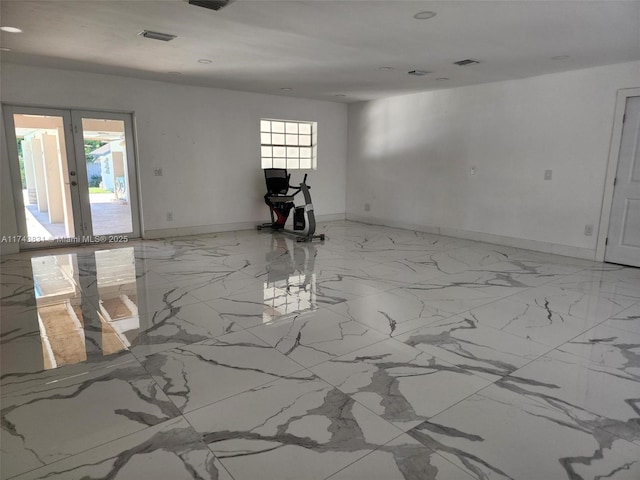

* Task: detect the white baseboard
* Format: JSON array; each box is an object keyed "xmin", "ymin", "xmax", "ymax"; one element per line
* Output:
[
  {"xmin": 144, "ymin": 213, "xmax": 346, "ymax": 239},
  {"xmin": 346, "ymin": 214, "xmax": 596, "ymax": 261}
]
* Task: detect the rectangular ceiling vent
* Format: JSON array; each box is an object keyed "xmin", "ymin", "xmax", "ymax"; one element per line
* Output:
[
  {"xmin": 188, "ymin": 0, "xmax": 229, "ymax": 11},
  {"xmin": 408, "ymin": 70, "xmax": 430, "ymax": 76},
  {"xmin": 138, "ymin": 30, "xmax": 177, "ymax": 42},
  {"xmin": 454, "ymin": 59, "xmax": 480, "ymax": 66}
]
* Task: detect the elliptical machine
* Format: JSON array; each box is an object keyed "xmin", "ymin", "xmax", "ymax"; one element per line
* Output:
[{"xmin": 257, "ymin": 168, "xmax": 325, "ymax": 242}]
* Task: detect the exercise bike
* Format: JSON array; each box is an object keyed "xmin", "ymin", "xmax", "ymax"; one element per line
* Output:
[{"xmin": 257, "ymin": 168, "xmax": 325, "ymax": 242}]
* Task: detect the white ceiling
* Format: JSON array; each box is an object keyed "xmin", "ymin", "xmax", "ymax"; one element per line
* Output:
[{"xmin": 1, "ymin": 0, "xmax": 639, "ymax": 102}]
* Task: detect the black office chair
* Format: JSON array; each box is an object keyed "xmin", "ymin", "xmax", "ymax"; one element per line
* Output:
[{"xmin": 263, "ymin": 169, "xmax": 295, "ymax": 228}]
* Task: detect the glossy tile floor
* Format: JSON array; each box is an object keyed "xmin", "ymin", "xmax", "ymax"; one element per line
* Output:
[{"xmin": 1, "ymin": 221, "xmax": 639, "ymax": 480}]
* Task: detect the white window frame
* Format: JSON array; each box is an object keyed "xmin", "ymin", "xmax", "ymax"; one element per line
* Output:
[{"xmin": 260, "ymin": 118, "xmax": 317, "ymax": 170}]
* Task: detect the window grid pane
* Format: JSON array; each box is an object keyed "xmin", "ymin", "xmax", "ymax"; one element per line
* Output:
[{"xmin": 261, "ymin": 119, "xmax": 317, "ymax": 170}]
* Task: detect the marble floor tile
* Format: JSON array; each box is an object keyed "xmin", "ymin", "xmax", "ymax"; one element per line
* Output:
[
  {"xmin": 143, "ymin": 330, "xmax": 310, "ymax": 413},
  {"xmin": 428, "ymin": 270, "xmax": 531, "ymax": 298},
  {"xmin": 352, "ymin": 261, "xmax": 444, "ymax": 285},
  {"xmin": 131, "ymin": 284, "xmax": 204, "ymax": 313},
  {"xmin": 1, "ymin": 360, "xmax": 181, "ymax": 478},
  {"xmin": 310, "ymin": 339, "xmax": 492, "ymax": 432},
  {"xmin": 9, "ymin": 417, "xmax": 233, "ymax": 480},
  {"xmin": 556, "ymin": 324, "xmax": 640, "ymax": 377},
  {"xmin": 604, "ymin": 302, "xmax": 640, "ymax": 334},
  {"xmin": 399, "ymin": 281, "xmax": 498, "ymax": 315},
  {"xmin": 328, "ymin": 288, "xmax": 452, "ymax": 337},
  {"xmin": 0, "ymin": 283, "xmax": 37, "ymax": 308},
  {"xmin": 248, "ymin": 308, "xmax": 387, "ymax": 367},
  {"xmin": 499, "ymin": 349, "xmax": 640, "ymax": 446},
  {"xmin": 409, "ymin": 384, "xmax": 640, "ymax": 480},
  {"xmin": 1, "ymin": 332, "xmax": 135, "ymax": 396},
  {"xmin": 129, "ymin": 301, "xmax": 234, "ymax": 357},
  {"xmin": 205, "ymin": 287, "xmax": 320, "ymax": 329},
  {"xmin": 185, "ymin": 376, "xmax": 403, "ymax": 480},
  {"xmin": 464, "ymin": 297, "xmax": 600, "ymax": 347},
  {"xmin": 176, "ymin": 270, "xmax": 266, "ymax": 302},
  {"xmin": 549, "ymin": 271, "xmax": 640, "ymax": 301},
  {"xmin": 511, "ymin": 284, "xmax": 635, "ymax": 323},
  {"xmin": 326, "ymin": 433, "xmax": 475, "ymax": 480},
  {"xmin": 397, "ymin": 315, "xmax": 551, "ymax": 381},
  {"xmin": 404, "ymin": 247, "xmax": 510, "ymax": 275}
]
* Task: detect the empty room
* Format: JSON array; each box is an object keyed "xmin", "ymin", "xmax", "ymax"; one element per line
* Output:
[{"xmin": 1, "ymin": 1, "xmax": 639, "ymax": 479}]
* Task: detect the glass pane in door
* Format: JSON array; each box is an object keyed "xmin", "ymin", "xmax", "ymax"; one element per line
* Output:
[
  {"xmin": 13, "ymin": 114, "xmax": 76, "ymax": 241},
  {"xmin": 81, "ymin": 118, "xmax": 133, "ymax": 236}
]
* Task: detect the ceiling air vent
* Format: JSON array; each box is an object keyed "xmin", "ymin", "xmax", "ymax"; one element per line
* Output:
[
  {"xmin": 408, "ymin": 70, "xmax": 430, "ymax": 76},
  {"xmin": 454, "ymin": 59, "xmax": 480, "ymax": 66},
  {"xmin": 188, "ymin": 0, "xmax": 229, "ymax": 11},
  {"xmin": 138, "ymin": 30, "xmax": 177, "ymax": 42}
]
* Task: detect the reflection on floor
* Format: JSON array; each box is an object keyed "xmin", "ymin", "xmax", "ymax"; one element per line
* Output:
[{"xmin": 1, "ymin": 221, "xmax": 639, "ymax": 479}]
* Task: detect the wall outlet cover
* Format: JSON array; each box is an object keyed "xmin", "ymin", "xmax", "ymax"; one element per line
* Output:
[
  {"xmin": 154, "ymin": 168, "xmax": 163, "ymax": 176},
  {"xmin": 544, "ymin": 169, "xmax": 552, "ymax": 180}
]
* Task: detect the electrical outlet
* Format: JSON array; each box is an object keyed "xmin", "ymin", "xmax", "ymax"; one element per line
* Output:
[
  {"xmin": 544, "ymin": 169, "xmax": 552, "ymax": 180},
  {"xmin": 166, "ymin": 212, "xmax": 173, "ymax": 221},
  {"xmin": 584, "ymin": 224, "xmax": 593, "ymax": 236},
  {"xmin": 154, "ymin": 168, "xmax": 163, "ymax": 177},
  {"xmin": 364, "ymin": 203, "xmax": 371, "ymax": 212},
  {"xmin": 470, "ymin": 166, "xmax": 476, "ymax": 175}
]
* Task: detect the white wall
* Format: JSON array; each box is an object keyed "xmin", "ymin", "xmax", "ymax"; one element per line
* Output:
[
  {"xmin": 1, "ymin": 64, "xmax": 347, "ymax": 254},
  {"xmin": 347, "ymin": 61, "xmax": 640, "ymax": 259}
]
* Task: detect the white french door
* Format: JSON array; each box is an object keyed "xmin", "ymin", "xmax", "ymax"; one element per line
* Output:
[{"xmin": 3, "ymin": 106, "xmax": 140, "ymax": 249}]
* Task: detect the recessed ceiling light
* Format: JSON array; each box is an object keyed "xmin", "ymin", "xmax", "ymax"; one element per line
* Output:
[
  {"xmin": 408, "ymin": 70, "xmax": 430, "ymax": 76},
  {"xmin": 378, "ymin": 67, "xmax": 394, "ymax": 71},
  {"xmin": 167, "ymin": 71, "xmax": 182, "ymax": 75},
  {"xmin": 334, "ymin": 94, "xmax": 347, "ymax": 97},
  {"xmin": 551, "ymin": 55, "xmax": 570, "ymax": 60},
  {"xmin": 0, "ymin": 26, "xmax": 22, "ymax": 33},
  {"xmin": 413, "ymin": 11, "xmax": 436, "ymax": 20},
  {"xmin": 0, "ymin": 47, "xmax": 11, "ymax": 52},
  {"xmin": 436, "ymin": 77, "xmax": 449, "ymax": 81},
  {"xmin": 280, "ymin": 88, "xmax": 292, "ymax": 91},
  {"xmin": 197, "ymin": 59, "xmax": 213, "ymax": 64}
]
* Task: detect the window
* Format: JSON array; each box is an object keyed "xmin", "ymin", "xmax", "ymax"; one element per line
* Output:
[{"xmin": 260, "ymin": 119, "xmax": 317, "ymax": 169}]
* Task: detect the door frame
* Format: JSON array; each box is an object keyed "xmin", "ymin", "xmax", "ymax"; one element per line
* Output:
[
  {"xmin": 71, "ymin": 110, "xmax": 142, "ymax": 239},
  {"xmin": 3, "ymin": 105, "xmax": 84, "ymax": 249},
  {"xmin": 596, "ymin": 87, "xmax": 640, "ymax": 262},
  {"xmin": 2, "ymin": 104, "xmax": 142, "ymax": 249}
]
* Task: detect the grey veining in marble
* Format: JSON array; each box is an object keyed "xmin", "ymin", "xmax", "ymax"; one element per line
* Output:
[
  {"xmin": 248, "ymin": 308, "xmax": 387, "ymax": 367},
  {"xmin": 143, "ymin": 330, "xmax": 310, "ymax": 412},
  {"xmin": 186, "ymin": 376, "xmax": 402, "ymax": 480},
  {"xmin": 408, "ymin": 384, "xmax": 640, "ymax": 480},
  {"xmin": 11, "ymin": 417, "xmax": 233, "ymax": 480},
  {"xmin": 397, "ymin": 315, "xmax": 551, "ymax": 381},
  {"xmin": 1, "ymin": 361, "xmax": 181, "ymax": 478},
  {"xmin": 310, "ymin": 339, "xmax": 492, "ymax": 431}
]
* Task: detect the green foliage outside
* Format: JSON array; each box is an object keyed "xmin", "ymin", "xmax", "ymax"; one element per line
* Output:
[
  {"xmin": 89, "ymin": 174, "xmax": 102, "ymax": 188},
  {"xmin": 17, "ymin": 140, "xmax": 26, "ymax": 188},
  {"xmin": 85, "ymin": 140, "xmax": 106, "ymax": 163}
]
